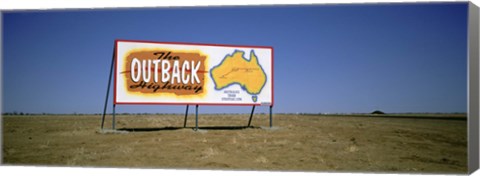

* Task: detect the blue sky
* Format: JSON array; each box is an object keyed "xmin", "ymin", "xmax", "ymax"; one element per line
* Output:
[{"xmin": 2, "ymin": 3, "xmax": 468, "ymax": 114}]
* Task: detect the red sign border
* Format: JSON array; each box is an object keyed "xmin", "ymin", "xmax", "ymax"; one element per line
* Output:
[{"xmin": 113, "ymin": 39, "xmax": 274, "ymax": 106}]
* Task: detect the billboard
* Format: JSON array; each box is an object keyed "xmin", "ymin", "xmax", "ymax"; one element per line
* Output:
[{"xmin": 114, "ymin": 40, "xmax": 274, "ymax": 106}]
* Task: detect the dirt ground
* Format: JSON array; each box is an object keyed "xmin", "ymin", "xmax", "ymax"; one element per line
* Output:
[{"xmin": 1, "ymin": 114, "xmax": 467, "ymax": 173}]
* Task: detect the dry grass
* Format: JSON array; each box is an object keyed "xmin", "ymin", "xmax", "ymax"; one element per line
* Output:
[{"xmin": 2, "ymin": 114, "xmax": 467, "ymax": 173}]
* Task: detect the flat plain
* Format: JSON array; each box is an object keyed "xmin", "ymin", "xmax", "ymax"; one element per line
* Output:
[{"xmin": 2, "ymin": 113, "xmax": 467, "ymax": 173}]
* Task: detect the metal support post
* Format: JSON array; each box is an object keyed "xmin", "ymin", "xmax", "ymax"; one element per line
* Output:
[
  {"xmin": 195, "ymin": 105, "xmax": 199, "ymax": 131},
  {"xmin": 184, "ymin": 105, "xmax": 189, "ymax": 128},
  {"xmin": 112, "ymin": 104, "xmax": 116, "ymax": 130},
  {"xmin": 269, "ymin": 105, "xmax": 273, "ymax": 128},
  {"xmin": 247, "ymin": 105, "xmax": 256, "ymax": 127},
  {"xmin": 101, "ymin": 47, "xmax": 116, "ymax": 130}
]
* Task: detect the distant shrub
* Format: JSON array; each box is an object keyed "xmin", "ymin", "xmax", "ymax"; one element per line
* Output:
[{"xmin": 371, "ymin": 110, "xmax": 385, "ymax": 114}]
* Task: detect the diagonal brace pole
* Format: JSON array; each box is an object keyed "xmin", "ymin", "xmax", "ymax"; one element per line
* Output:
[
  {"xmin": 101, "ymin": 46, "xmax": 116, "ymax": 130},
  {"xmin": 247, "ymin": 105, "xmax": 256, "ymax": 127},
  {"xmin": 184, "ymin": 105, "xmax": 189, "ymax": 128}
]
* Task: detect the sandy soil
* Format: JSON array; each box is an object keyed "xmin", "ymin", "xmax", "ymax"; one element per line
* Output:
[{"xmin": 2, "ymin": 114, "xmax": 467, "ymax": 173}]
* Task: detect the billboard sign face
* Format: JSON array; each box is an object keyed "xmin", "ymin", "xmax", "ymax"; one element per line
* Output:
[{"xmin": 114, "ymin": 40, "xmax": 274, "ymax": 106}]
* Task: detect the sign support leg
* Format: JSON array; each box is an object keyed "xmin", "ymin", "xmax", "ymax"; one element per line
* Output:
[
  {"xmin": 248, "ymin": 105, "xmax": 256, "ymax": 127},
  {"xmin": 184, "ymin": 105, "xmax": 189, "ymax": 128},
  {"xmin": 269, "ymin": 105, "xmax": 273, "ymax": 128},
  {"xmin": 195, "ymin": 105, "xmax": 199, "ymax": 131},
  {"xmin": 101, "ymin": 46, "xmax": 116, "ymax": 130},
  {"xmin": 112, "ymin": 104, "xmax": 116, "ymax": 130}
]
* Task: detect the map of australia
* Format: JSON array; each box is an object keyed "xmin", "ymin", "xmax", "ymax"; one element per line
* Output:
[{"xmin": 210, "ymin": 50, "xmax": 267, "ymax": 102}]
